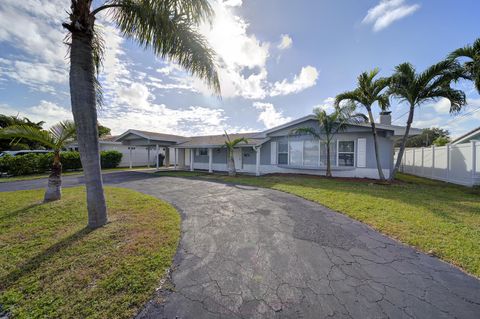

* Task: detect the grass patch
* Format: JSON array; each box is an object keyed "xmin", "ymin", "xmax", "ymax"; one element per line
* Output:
[
  {"xmin": 156, "ymin": 170, "xmax": 480, "ymax": 277},
  {"xmin": 0, "ymin": 187, "xmax": 180, "ymax": 318},
  {"xmin": 0, "ymin": 166, "xmax": 152, "ymax": 183}
]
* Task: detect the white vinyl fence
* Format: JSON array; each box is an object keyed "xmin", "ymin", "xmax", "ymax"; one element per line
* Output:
[{"xmin": 396, "ymin": 141, "xmax": 480, "ymax": 186}]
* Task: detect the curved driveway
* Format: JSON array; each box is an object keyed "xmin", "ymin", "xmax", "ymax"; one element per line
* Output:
[{"xmin": 1, "ymin": 171, "xmax": 480, "ymax": 318}]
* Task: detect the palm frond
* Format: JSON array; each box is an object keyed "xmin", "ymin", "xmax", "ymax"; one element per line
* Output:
[
  {"xmin": 49, "ymin": 121, "xmax": 77, "ymax": 148},
  {"xmin": 424, "ymin": 88, "xmax": 466, "ymax": 114},
  {"xmin": 290, "ymin": 127, "xmax": 321, "ymax": 139},
  {"xmin": 108, "ymin": 0, "xmax": 220, "ymax": 95},
  {"xmin": 0, "ymin": 125, "xmax": 56, "ymax": 149}
]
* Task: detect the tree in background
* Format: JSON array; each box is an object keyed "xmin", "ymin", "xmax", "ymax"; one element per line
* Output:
[
  {"xmin": 395, "ymin": 127, "xmax": 450, "ymax": 148},
  {"xmin": 98, "ymin": 124, "xmax": 111, "ymax": 137},
  {"xmin": 292, "ymin": 104, "xmax": 368, "ymax": 178},
  {"xmin": 0, "ymin": 114, "xmax": 45, "ymax": 151},
  {"xmin": 335, "ymin": 69, "xmax": 390, "ymax": 181},
  {"xmin": 62, "ymin": 0, "xmax": 220, "ymax": 229},
  {"xmin": 0, "ymin": 121, "xmax": 76, "ymax": 201},
  {"xmin": 433, "ymin": 136, "xmax": 450, "ymax": 146},
  {"xmin": 223, "ymin": 131, "xmax": 248, "ymax": 177},
  {"xmin": 449, "ymin": 38, "xmax": 480, "ymax": 93},
  {"xmin": 389, "ymin": 61, "xmax": 466, "ymax": 181}
]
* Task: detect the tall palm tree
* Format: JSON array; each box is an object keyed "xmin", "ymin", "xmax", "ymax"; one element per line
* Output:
[
  {"xmin": 0, "ymin": 121, "xmax": 76, "ymax": 202},
  {"xmin": 223, "ymin": 131, "xmax": 248, "ymax": 177},
  {"xmin": 292, "ymin": 104, "xmax": 368, "ymax": 177},
  {"xmin": 62, "ymin": 0, "xmax": 220, "ymax": 229},
  {"xmin": 335, "ymin": 69, "xmax": 390, "ymax": 181},
  {"xmin": 389, "ymin": 61, "xmax": 466, "ymax": 181},
  {"xmin": 448, "ymin": 38, "xmax": 480, "ymax": 93}
]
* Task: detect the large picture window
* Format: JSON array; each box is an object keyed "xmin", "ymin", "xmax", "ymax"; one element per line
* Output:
[
  {"xmin": 303, "ymin": 140, "xmax": 319, "ymax": 166},
  {"xmin": 289, "ymin": 141, "xmax": 303, "ymax": 165},
  {"xmin": 338, "ymin": 141, "xmax": 355, "ymax": 167},
  {"xmin": 278, "ymin": 141, "xmax": 288, "ymax": 164}
]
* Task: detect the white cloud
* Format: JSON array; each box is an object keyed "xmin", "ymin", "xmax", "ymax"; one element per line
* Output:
[
  {"xmin": 0, "ymin": 101, "xmax": 71, "ymax": 128},
  {"xmin": 277, "ymin": 34, "xmax": 293, "ymax": 50},
  {"xmin": 0, "ymin": 0, "xmax": 68, "ymax": 91},
  {"xmin": 195, "ymin": 0, "xmax": 270, "ymax": 99},
  {"xmin": 270, "ymin": 66, "xmax": 319, "ymax": 97},
  {"xmin": 362, "ymin": 0, "xmax": 420, "ymax": 32},
  {"xmin": 313, "ymin": 97, "xmax": 336, "ymax": 113},
  {"xmin": 253, "ymin": 102, "xmax": 292, "ymax": 129}
]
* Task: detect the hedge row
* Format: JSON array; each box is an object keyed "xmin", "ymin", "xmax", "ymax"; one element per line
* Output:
[{"xmin": 0, "ymin": 151, "xmax": 123, "ymax": 176}]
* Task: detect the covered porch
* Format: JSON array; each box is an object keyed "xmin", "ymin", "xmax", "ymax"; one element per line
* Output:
[
  {"xmin": 173, "ymin": 145, "xmax": 264, "ymax": 176},
  {"xmin": 115, "ymin": 130, "xmax": 186, "ymax": 169}
]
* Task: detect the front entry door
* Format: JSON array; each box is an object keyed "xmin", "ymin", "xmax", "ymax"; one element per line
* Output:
[{"xmin": 233, "ymin": 149, "xmax": 242, "ymax": 170}]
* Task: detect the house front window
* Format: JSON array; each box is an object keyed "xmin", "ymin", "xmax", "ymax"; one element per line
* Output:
[
  {"xmin": 278, "ymin": 141, "xmax": 288, "ymax": 164},
  {"xmin": 303, "ymin": 140, "xmax": 319, "ymax": 166},
  {"xmin": 196, "ymin": 148, "xmax": 208, "ymax": 156},
  {"xmin": 338, "ymin": 141, "xmax": 355, "ymax": 167},
  {"xmin": 289, "ymin": 141, "xmax": 303, "ymax": 165}
]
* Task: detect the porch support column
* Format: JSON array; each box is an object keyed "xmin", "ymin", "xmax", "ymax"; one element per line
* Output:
[
  {"xmin": 129, "ymin": 147, "xmax": 133, "ymax": 169},
  {"xmin": 165, "ymin": 148, "xmax": 170, "ymax": 167},
  {"xmin": 190, "ymin": 148, "xmax": 194, "ymax": 171},
  {"xmin": 208, "ymin": 148, "xmax": 213, "ymax": 173},
  {"xmin": 174, "ymin": 148, "xmax": 177, "ymax": 170},
  {"xmin": 155, "ymin": 144, "xmax": 159, "ymax": 170},
  {"xmin": 255, "ymin": 146, "xmax": 261, "ymax": 176},
  {"xmin": 147, "ymin": 147, "xmax": 150, "ymax": 168}
]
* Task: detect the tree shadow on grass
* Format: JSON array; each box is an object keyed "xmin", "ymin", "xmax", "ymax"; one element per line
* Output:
[
  {"xmin": 0, "ymin": 227, "xmax": 92, "ymax": 290},
  {"xmin": 0, "ymin": 202, "xmax": 43, "ymax": 224}
]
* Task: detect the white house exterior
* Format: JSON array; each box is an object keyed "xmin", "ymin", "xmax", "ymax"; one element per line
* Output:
[{"xmin": 111, "ymin": 113, "xmax": 421, "ymax": 179}]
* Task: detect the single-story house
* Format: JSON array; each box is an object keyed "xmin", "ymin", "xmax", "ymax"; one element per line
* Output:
[{"xmin": 112, "ymin": 112, "xmax": 421, "ymax": 179}]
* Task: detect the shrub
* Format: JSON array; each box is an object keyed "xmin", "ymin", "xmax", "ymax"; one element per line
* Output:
[
  {"xmin": 0, "ymin": 150, "xmax": 122, "ymax": 176},
  {"xmin": 101, "ymin": 151, "xmax": 123, "ymax": 169}
]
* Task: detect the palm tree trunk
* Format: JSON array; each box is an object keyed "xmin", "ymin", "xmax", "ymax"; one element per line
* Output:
[
  {"xmin": 326, "ymin": 141, "xmax": 332, "ymax": 177},
  {"xmin": 367, "ymin": 109, "xmax": 386, "ymax": 181},
  {"xmin": 44, "ymin": 150, "xmax": 62, "ymax": 202},
  {"xmin": 390, "ymin": 104, "xmax": 415, "ymax": 181},
  {"xmin": 228, "ymin": 149, "xmax": 236, "ymax": 176},
  {"xmin": 70, "ymin": 31, "xmax": 107, "ymax": 229}
]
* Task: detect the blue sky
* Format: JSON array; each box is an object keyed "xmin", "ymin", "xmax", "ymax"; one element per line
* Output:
[{"xmin": 0, "ymin": 0, "xmax": 479, "ymax": 137}]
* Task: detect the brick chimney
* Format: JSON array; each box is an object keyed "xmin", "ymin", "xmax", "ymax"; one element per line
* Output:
[{"xmin": 379, "ymin": 111, "xmax": 391, "ymax": 125}]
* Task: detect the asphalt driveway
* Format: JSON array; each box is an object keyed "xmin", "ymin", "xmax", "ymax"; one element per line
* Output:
[{"xmin": 1, "ymin": 171, "xmax": 479, "ymax": 318}]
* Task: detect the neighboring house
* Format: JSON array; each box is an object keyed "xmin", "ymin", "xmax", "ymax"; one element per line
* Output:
[
  {"xmin": 112, "ymin": 113, "xmax": 421, "ymax": 179},
  {"xmin": 68, "ymin": 134, "xmax": 170, "ymax": 168},
  {"xmin": 451, "ymin": 126, "xmax": 480, "ymax": 145}
]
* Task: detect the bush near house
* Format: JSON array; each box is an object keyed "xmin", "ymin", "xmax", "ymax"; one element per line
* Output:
[{"xmin": 0, "ymin": 151, "xmax": 123, "ymax": 176}]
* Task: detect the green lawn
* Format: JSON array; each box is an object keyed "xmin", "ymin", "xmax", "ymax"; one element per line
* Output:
[
  {"xmin": 156, "ymin": 171, "xmax": 480, "ymax": 277},
  {"xmin": 0, "ymin": 187, "xmax": 180, "ymax": 318},
  {"xmin": 0, "ymin": 166, "xmax": 152, "ymax": 183}
]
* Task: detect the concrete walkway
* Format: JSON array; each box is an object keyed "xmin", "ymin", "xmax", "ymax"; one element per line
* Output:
[{"xmin": 1, "ymin": 172, "xmax": 479, "ymax": 318}]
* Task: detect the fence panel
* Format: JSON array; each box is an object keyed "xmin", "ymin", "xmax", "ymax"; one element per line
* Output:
[{"xmin": 398, "ymin": 142, "xmax": 478, "ymax": 186}]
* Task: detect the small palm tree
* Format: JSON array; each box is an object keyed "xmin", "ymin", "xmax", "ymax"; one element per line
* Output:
[
  {"xmin": 0, "ymin": 121, "xmax": 76, "ymax": 202},
  {"xmin": 335, "ymin": 69, "xmax": 390, "ymax": 181},
  {"xmin": 62, "ymin": 0, "xmax": 220, "ymax": 228},
  {"xmin": 448, "ymin": 38, "xmax": 480, "ymax": 93},
  {"xmin": 389, "ymin": 61, "xmax": 466, "ymax": 181},
  {"xmin": 223, "ymin": 131, "xmax": 248, "ymax": 177},
  {"xmin": 292, "ymin": 104, "xmax": 368, "ymax": 177}
]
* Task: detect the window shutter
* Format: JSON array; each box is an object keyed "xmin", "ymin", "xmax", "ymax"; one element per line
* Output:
[
  {"xmin": 357, "ymin": 138, "xmax": 366, "ymax": 168},
  {"xmin": 271, "ymin": 141, "xmax": 277, "ymax": 164}
]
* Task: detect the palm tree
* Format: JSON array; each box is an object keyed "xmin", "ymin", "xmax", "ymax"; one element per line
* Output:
[
  {"xmin": 0, "ymin": 121, "xmax": 76, "ymax": 202},
  {"xmin": 62, "ymin": 0, "xmax": 220, "ymax": 229},
  {"xmin": 389, "ymin": 61, "xmax": 466, "ymax": 181},
  {"xmin": 448, "ymin": 38, "xmax": 480, "ymax": 93},
  {"xmin": 335, "ymin": 69, "xmax": 390, "ymax": 181},
  {"xmin": 292, "ymin": 104, "xmax": 368, "ymax": 177},
  {"xmin": 223, "ymin": 131, "xmax": 248, "ymax": 177}
]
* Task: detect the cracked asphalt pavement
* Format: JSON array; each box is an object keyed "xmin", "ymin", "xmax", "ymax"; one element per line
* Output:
[{"xmin": 1, "ymin": 171, "xmax": 479, "ymax": 318}]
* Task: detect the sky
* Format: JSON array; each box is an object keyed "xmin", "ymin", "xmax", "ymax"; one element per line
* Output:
[{"xmin": 0, "ymin": 0, "xmax": 479, "ymax": 138}]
